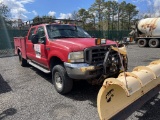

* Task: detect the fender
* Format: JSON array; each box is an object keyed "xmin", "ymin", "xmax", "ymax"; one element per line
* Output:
[
  {"xmin": 15, "ymin": 46, "xmax": 21, "ymax": 55},
  {"xmin": 48, "ymin": 50, "xmax": 67, "ymax": 63},
  {"xmin": 16, "ymin": 47, "xmax": 27, "ymax": 59}
]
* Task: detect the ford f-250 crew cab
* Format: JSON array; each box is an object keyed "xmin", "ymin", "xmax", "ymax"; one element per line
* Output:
[{"xmin": 14, "ymin": 19, "xmax": 128, "ymax": 94}]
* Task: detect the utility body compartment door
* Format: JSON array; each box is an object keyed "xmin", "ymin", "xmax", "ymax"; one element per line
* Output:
[{"xmin": 14, "ymin": 37, "xmax": 27, "ymax": 59}]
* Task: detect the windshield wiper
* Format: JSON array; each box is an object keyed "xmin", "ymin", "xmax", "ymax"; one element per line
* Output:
[
  {"xmin": 77, "ymin": 36, "xmax": 90, "ymax": 38},
  {"xmin": 53, "ymin": 36, "xmax": 76, "ymax": 38}
]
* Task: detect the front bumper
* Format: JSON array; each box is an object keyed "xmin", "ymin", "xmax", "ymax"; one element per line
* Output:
[{"xmin": 64, "ymin": 62, "xmax": 102, "ymax": 80}]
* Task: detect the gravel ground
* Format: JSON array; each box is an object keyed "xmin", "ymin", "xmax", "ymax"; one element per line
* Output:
[{"xmin": 0, "ymin": 44, "xmax": 160, "ymax": 120}]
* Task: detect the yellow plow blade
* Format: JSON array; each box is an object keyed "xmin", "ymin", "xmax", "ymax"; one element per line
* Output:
[{"xmin": 97, "ymin": 60, "xmax": 160, "ymax": 120}]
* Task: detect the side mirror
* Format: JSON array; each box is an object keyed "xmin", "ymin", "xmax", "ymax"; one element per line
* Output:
[{"xmin": 31, "ymin": 34, "xmax": 38, "ymax": 44}]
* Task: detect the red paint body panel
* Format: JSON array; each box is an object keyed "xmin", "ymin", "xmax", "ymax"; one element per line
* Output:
[
  {"xmin": 47, "ymin": 38, "xmax": 117, "ymax": 62},
  {"xmin": 14, "ymin": 37, "xmax": 27, "ymax": 59},
  {"xmin": 47, "ymin": 42, "xmax": 70, "ymax": 62},
  {"xmin": 33, "ymin": 44, "xmax": 48, "ymax": 67},
  {"xmin": 50, "ymin": 38, "xmax": 116, "ymax": 52}
]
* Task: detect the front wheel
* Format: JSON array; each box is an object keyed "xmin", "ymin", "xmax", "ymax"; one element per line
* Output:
[{"xmin": 52, "ymin": 65, "xmax": 73, "ymax": 94}]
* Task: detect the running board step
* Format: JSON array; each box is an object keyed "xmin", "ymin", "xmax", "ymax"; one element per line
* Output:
[{"xmin": 28, "ymin": 61, "xmax": 50, "ymax": 73}]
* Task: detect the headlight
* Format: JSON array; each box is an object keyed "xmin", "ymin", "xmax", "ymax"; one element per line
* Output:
[{"xmin": 68, "ymin": 51, "xmax": 84, "ymax": 63}]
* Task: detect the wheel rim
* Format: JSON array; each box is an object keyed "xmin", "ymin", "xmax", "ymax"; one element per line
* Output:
[
  {"xmin": 152, "ymin": 41, "xmax": 156, "ymax": 45},
  {"xmin": 140, "ymin": 41, "xmax": 144, "ymax": 45},
  {"xmin": 54, "ymin": 72, "xmax": 63, "ymax": 90}
]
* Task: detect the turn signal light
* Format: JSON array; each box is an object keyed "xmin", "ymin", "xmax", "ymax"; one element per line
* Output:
[{"xmin": 95, "ymin": 38, "xmax": 106, "ymax": 45}]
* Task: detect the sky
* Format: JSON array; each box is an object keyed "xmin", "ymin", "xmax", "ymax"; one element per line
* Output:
[{"xmin": 0, "ymin": 0, "xmax": 160, "ymax": 20}]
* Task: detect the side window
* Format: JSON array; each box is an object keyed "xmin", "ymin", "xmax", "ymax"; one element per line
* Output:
[
  {"xmin": 28, "ymin": 28, "xmax": 36, "ymax": 40},
  {"xmin": 36, "ymin": 26, "xmax": 46, "ymax": 43}
]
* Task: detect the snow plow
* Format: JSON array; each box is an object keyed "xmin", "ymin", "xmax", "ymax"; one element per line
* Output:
[{"xmin": 97, "ymin": 59, "xmax": 160, "ymax": 120}]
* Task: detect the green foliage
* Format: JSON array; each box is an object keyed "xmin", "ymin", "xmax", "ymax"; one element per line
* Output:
[
  {"xmin": 104, "ymin": 1, "xmax": 119, "ymax": 30},
  {"xmin": 89, "ymin": 0, "xmax": 105, "ymax": 30},
  {"xmin": 32, "ymin": 15, "xmax": 56, "ymax": 24},
  {"xmin": 0, "ymin": 3, "xmax": 9, "ymax": 17},
  {"xmin": 71, "ymin": 9, "xmax": 94, "ymax": 30},
  {"xmin": 0, "ymin": 3, "xmax": 12, "ymax": 29},
  {"xmin": 125, "ymin": 3, "xmax": 139, "ymax": 29},
  {"xmin": 74, "ymin": 0, "xmax": 139, "ymax": 32}
]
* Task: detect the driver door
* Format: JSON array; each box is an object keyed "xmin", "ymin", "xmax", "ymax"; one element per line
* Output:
[{"xmin": 33, "ymin": 26, "xmax": 48, "ymax": 67}]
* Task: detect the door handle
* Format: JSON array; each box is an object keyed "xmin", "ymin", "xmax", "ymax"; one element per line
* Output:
[{"xmin": 46, "ymin": 47, "xmax": 50, "ymax": 50}]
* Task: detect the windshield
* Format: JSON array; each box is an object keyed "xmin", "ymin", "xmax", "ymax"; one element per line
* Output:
[{"xmin": 46, "ymin": 24, "xmax": 91, "ymax": 39}]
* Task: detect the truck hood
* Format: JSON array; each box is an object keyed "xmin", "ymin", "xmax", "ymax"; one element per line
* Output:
[{"xmin": 51, "ymin": 38, "xmax": 117, "ymax": 52}]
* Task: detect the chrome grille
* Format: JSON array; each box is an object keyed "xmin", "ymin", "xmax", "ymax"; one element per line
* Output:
[{"xmin": 84, "ymin": 46, "xmax": 109, "ymax": 64}]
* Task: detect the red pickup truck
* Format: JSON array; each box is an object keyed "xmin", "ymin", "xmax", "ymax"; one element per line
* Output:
[{"xmin": 14, "ymin": 20, "xmax": 128, "ymax": 94}]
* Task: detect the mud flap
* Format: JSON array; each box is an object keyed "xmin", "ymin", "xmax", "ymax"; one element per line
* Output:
[{"xmin": 97, "ymin": 60, "xmax": 160, "ymax": 120}]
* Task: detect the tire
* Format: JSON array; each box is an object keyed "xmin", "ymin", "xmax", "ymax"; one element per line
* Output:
[
  {"xmin": 137, "ymin": 39, "xmax": 148, "ymax": 47},
  {"xmin": 149, "ymin": 39, "xmax": 159, "ymax": 48},
  {"xmin": 18, "ymin": 51, "xmax": 27, "ymax": 67},
  {"xmin": 52, "ymin": 65, "xmax": 73, "ymax": 94}
]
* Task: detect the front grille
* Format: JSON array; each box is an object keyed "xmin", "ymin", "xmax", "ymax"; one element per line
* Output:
[{"xmin": 84, "ymin": 46, "xmax": 109, "ymax": 65}]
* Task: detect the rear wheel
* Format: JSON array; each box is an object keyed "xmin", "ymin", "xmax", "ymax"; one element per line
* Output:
[
  {"xmin": 18, "ymin": 51, "xmax": 27, "ymax": 67},
  {"xmin": 149, "ymin": 39, "xmax": 159, "ymax": 48},
  {"xmin": 52, "ymin": 65, "xmax": 73, "ymax": 94},
  {"xmin": 137, "ymin": 39, "xmax": 148, "ymax": 47}
]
